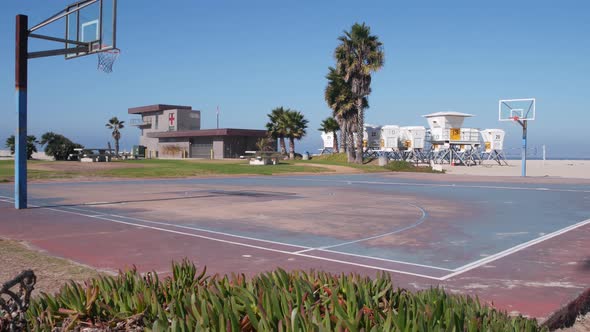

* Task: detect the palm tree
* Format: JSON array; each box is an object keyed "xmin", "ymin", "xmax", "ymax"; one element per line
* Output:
[
  {"xmin": 324, "ymin": 67, "xmax": 368, "ymax": 162},
  {"xmin": 283, "ymin": 110, "xmax": 308, "ymax": 159},
  {"xmin": 5, "ymin": 135, "xmax": 38, "ymax": 160},
  {"xmin": 335, "ymin": 22, "xmax": 384, "ymax": 164},
  {"xmin": 256, "ymin": 136, "xmax": 275, "ymax": 152},
  {"xmin": 105, "ymin": 117, "xmax": 125, "ymax": 157},
  {"xmin": 318, "ymin": 117, "xmax": 340, "ymax": 153},
  {"xmin": 265, "ymin": 107, "xmax": 288, "ymax": 155}
]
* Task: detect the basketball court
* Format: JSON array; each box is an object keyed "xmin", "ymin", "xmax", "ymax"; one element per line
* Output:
[
  {"xmin": 6, "ymin": 0, "xmax": 589, "ymax": 323},
  {"xmin": 1, "ymin": 173, "xmax": 589, "ymax": 320}
]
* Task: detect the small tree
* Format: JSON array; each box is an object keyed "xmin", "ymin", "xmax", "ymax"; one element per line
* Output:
[
  {"xmin": 39, "ymin": 132, "xmax": 83, "ymax": 161},
  {"xmin": 5, "ymin": 135, "xmax": 38, "ymax": 160},
  {"xmin": 256, "ymin": 136, "xmax": 275, "ymax": 152},
  {"xmin": 265, "ymin": 107, "xmax": 288, "ymax": 155},
  {"xmin": 283, "ymin": 110, "xmax": 308, "ymax": 159},
  {"xmin": 318, "ymin": 117, "xmax": 340, "ymax": 153},
  {"xmin": 106, "ymin": 117, "xmax": 125, "ymax": 157}
]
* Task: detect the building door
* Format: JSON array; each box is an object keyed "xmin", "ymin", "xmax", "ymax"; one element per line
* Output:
[{"xmin": 190, "ymin": 138, "xmax": 213, "ymax": 159}]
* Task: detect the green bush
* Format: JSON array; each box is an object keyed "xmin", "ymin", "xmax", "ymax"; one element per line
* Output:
[
  {"xmin": 384, "ymin": 160, "xmax": 442, "ymax": 173},
  {"xmin": 27, "ymin": 260, "xmax": 545, "ymax": 331}
]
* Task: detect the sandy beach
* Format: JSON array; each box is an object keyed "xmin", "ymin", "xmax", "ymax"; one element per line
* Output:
[{"xmin": 442, "ymin": 160, "xmax": 590, "ymax": 179}]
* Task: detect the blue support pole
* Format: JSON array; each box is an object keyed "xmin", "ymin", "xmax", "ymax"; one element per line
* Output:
[
  {"xmin": 521, "ymin": 120, "xmax": 527, "ymax": 177},
  {"xmin": 15, "ymin": 15, "xmax": 28, "ymax": 209}
]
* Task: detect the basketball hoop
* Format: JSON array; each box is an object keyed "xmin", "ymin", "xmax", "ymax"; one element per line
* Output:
[
  {"xmin": 511, "ymin": 116, "xmax": 520, "ymax": 122},
  {"xmin": 97, "ymin": 48, "xmax": 120, "ymax": 73}
]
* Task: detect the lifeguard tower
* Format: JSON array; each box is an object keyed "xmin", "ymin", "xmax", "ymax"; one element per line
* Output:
[
  {"xmin": 362, "ymin": 125, "xmax": 382, "ymax": 158},
  {"xmin": 320, "ymin": 131, "xmax": 336, "ymax": 155},
  {"xmin": 400, "ymin": 126, "xmax": 428, "ymax": 163},
  {"xmin": 380, "ymin": 125, "xmax": 402, "ymax": 160},
  {"xmin": 480, "ymin": 129, "xmax": 508, "ymax": 165},
  {"xmin": 423, "ymin": 112, "xmax": 481, "ymax": 166}
]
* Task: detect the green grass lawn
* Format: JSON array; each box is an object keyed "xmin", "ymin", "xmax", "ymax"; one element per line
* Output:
[
  {"xmin": 293, "ymin": 153, "xmax": 386, "ymax": 172},
  {"xmin": 98, "ymin": 159, "xmax": 328, "ymax": 178},
  {"xmin": 295, "ymin": 153, "xmax": 442, "ymax": 173},
  {"xmin": 0, "ymin": 159, "xmax": 328, "ymax": 182}
]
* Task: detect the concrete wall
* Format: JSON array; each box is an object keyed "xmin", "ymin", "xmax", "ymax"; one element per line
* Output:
[{"xmin": 0, "ymin": 150, "xmax": 54, "ymax": 160}]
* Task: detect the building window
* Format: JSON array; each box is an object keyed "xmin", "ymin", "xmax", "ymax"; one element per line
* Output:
[{"xmin": 154, "ymin": 115, "xmax": 159, "ymax": 129}]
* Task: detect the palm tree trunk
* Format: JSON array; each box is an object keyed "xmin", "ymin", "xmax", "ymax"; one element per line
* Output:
[
  {"xmin": 340, "ymin": 119, "xmax": 347, "ymax": 153},
  {"xmin": 333, "ymin": 132, "xmax": 339, "ymax": 153},
  {"xmin": 115, "ymin": 139, "xmax": 119, "ymax": 157},
  {"xmin": 279, "ymin": 137, "xmax": 287, "ymax": 155},
  {"xmin": 289, "ymin": 137, "xmax": 295, "ymax": 159},
  {"xmin": 355, "ymin": 99, "xmax": 364, "ymax": 164},
  {"xmin": 347, "ymin": 121, "xmax": 355, "ymax": 163}
]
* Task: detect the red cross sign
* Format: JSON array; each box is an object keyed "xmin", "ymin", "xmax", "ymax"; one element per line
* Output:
[{"xmin": 168, "ymin": 113, "xmax": 175, "ymax": 126}]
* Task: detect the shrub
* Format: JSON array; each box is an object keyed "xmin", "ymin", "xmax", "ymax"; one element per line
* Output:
[
  {"xmin": 384, "ymin": 160, "xmax": 442, "ymax": 173},
  {"xmin": 39, "ymin": 132, "xmax": 83, "ymax": 161},
  {"xmin": 27, "ymin": 260, "xmax": 545, "ymax": 331},
  {"xmin": 5, "ymin": 135, "xmax": 38, "ymax": 160},
  {"xmin": 161, "ymin": 145, "xmax": 184, "ymax": 157}
]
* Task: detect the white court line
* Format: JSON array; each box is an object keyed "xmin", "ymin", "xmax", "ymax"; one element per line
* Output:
[
  {"xmin": 4, "ymin": 196, "xmax": 589, "ymax": 280},
  {"xmin": 0, "ymin": 196, "xmax": 451, "ymax": 271},
  {"xmin": 294, "ymin": 203, "xmax": 427, "ymax": 253},
  {"xmin": 441, "ymin": 217, "xmax": 590, "ymax": 280},
  {"xmin": 317, "ymin": 249, "xmax": 453, "ymax": 272},
  {"xmin": 56, "ymin": 204, "xmax": 451, "ymax": 271},
  {"xmin": 283, "ymin": 178, "xmax": 590, "ymax": 193},
  {"xmin": 319, "ymin": 203, "xmax": 427, "ymax": 250},
  {"xmin": 0, "ymin": 198, "xmax": 445, "ymax": 280}
]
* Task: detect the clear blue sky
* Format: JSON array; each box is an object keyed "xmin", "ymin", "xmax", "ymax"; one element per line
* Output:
[{"xmin": 1, "ymin": 0, "xmax": 589, "ymax": 158}]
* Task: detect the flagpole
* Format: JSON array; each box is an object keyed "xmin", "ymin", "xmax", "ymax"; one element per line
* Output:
[{"xmin": 216, "ymin": 106, "xmax": 219, "ymax": 129}]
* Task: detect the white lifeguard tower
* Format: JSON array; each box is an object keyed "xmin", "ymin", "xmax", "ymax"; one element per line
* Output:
[
  {"xmin": 400, "ymin": 126, "xmax": 428, "ymax": 163},
  {"xmin": 480, "ymin": 129, "xmax": 508, "ymax": 165},
  {"xmin": 423, "ymin": 112, "xmax": 481, "ymax": 166},
  {"xmin": 380, "ymin": 125, "xmax": 402, "ymax": 159},
  {"xmin": 361, "ymin": 125, "xmax": 382, "ymax": 158},
  {"xmin": 363, "ymin": 125, "xmax": 381, "ymax": 149},
  {"xmin": 320, "ymin": 131, "xmax": 336, "ymax": 155}
]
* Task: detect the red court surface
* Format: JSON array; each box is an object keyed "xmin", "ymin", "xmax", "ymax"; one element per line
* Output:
[{"xmin": 1, "ymin": 173, "xmax": 589, "ymax": 321}]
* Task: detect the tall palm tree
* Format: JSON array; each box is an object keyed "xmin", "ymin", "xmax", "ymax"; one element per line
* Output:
[
  {"xmin": 335, "ymin": 22, "xmax": 384, "ymax": 164},
  {"xmin": 105, "ymin": 117, "xmax": 125, "ymax": 157},
  {"xmin": 283, "ymin": 110, "xmax": 308, "ymax": 160},
  {"xmin": 324, "ymin": 67, "xmax": 368, "ymax": 162},
  {"xmin": 318, "ymin": 117, "xmax": 340, "ymax": 153},
  {"xmin": 265, "ymin": 107, "xmax": 288, "ymax": 155}
]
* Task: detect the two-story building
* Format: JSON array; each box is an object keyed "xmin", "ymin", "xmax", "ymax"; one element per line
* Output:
[{"xmin": 129, "ymin": 104, "xmax": 269, "ymax": 159}]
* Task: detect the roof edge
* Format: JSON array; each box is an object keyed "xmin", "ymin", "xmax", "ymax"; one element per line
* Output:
[{"xmin": 128, "ymin": 104, "xmax": 193, "ymax": 114}]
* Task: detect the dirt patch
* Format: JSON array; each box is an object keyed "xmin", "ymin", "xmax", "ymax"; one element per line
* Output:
[
  {"xmin": 0, "ymin": 238, "xmax": 104, "ymax": 296},
  {"xmin": 299, "ymin": 163, "xmax": 363, "ymax": 174}
]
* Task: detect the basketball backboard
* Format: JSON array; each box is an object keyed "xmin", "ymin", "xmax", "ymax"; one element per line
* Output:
[
  {"xmin": 499, "ymin": 98, "xmax": 535, "ymax": 121},
  {"xmin": 65, "ymin": 0, "xmax": 117, "ymax": 59}
]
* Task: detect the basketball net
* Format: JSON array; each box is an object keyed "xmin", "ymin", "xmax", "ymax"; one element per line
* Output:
[{"xmin": 97, "ymin": 48, "xmax": 120, "ymax": 73}]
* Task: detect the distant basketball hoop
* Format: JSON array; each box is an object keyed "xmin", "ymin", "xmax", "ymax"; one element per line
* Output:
[
  {"xmin": 499, "ymin": 98, "xmax": 536, "ymax": 177},
  {"xmin": 97, "ymin": 48, "xmax": 120, "ymax": 73}
]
